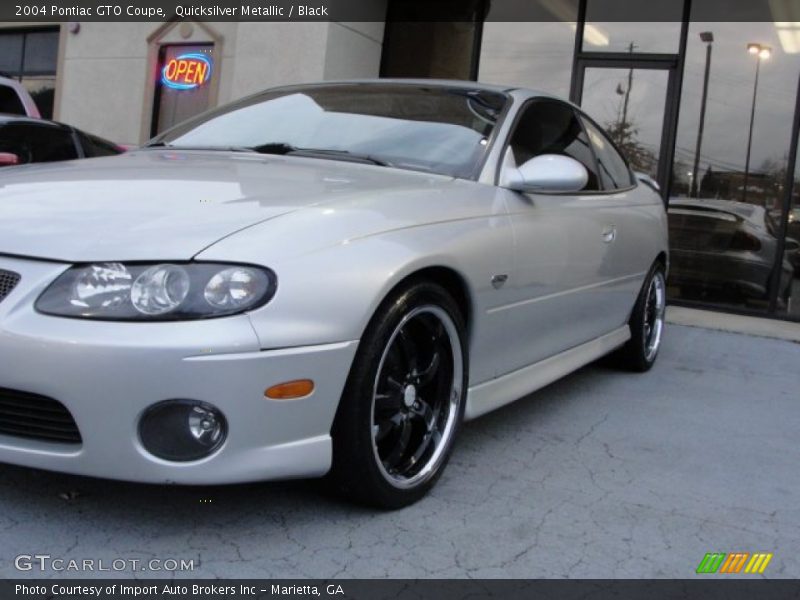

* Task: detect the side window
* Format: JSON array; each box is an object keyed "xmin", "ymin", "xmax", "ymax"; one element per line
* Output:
[
  {"xmin": 508, "ymin": 100, "xmax": 601, "ymax": 191},
  {"xmin": 580, "ymin": 117, "xmax": 634, "ymax": 190},
  {"xmin": 0, "ymin": 85, "xmax": 26, "ymax": 116},
  {"xmin": 0, "ymin": 123, "xmax": 79, "ymax": 164},
  {"xmin": 78, "ymin": 132, "xmax": 122, "ymax": 158}
]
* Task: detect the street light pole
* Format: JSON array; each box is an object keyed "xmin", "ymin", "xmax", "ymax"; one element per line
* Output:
[
  {"xmin": 742, "ymin": 43, "xmax": 771, "ymax": 203},
  {"xmin": 691, "ymin": 32, "xmax": 714, "ymax": 198}
]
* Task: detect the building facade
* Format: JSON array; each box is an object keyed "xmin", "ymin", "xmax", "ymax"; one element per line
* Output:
[
  {"xmin": 1, "ymin": 19, "xmax": 386, "ymax": 144},
  {"xmin": 1, "ymin": 0, "xmax": 799, "ymax": 322}
]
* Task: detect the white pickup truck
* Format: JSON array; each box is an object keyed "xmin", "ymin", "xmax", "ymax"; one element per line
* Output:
[{"xmin": 0, "ymin": 76, "xmax": 41, "ymax": 118}]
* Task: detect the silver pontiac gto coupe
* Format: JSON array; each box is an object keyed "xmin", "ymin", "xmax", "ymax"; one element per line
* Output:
[{"xmin": 0, "ymin": 81, "xmax": 667, "ymax": 507}]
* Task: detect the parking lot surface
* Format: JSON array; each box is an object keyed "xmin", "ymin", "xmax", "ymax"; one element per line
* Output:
[{"xmin": 0, "ymin": 324, "xmax": 797, "ymax": 579}]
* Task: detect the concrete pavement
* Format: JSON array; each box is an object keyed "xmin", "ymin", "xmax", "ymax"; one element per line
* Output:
[{"xmin": 0, "ymin": 324, "xmax": 797, "ymax": 579}]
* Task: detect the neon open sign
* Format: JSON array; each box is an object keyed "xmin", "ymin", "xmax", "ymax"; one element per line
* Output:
[{"xmin": 161, "ymin": 53, "xmax": 212, "ymax": 90}]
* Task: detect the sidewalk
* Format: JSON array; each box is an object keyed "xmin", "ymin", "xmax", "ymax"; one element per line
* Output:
[{"xmin": 667, "ymin": 306, "xmax": 800, "ymax": 343}]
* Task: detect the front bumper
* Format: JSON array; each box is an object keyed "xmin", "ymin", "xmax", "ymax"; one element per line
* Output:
[{"xmin": 0, "ymin": 255, "xmax": 358, "ymax": 484}]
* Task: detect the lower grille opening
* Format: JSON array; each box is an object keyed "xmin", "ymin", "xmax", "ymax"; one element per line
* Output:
[{"xmin": 0, "ymin": 388, "xmax": 82, "ymax": 444}]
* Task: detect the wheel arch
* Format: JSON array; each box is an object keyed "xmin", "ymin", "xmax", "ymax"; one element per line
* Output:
[{"xmin": 375, "ymin": 265, "xmax": 474, "ymax": 345}]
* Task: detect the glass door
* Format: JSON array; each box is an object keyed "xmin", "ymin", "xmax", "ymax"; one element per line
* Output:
[
  {"xmin": 151, "ymin": 44, "xmax": 215, "ymax": 136},
  {"xmin": 572, "ymin": 59, "xmax": 679, "ymax": 198}
]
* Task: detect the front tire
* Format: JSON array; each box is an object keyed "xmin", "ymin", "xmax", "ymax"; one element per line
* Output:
[
  {"xmin": 614, "ymin": 264, "xmax": 667, "ymax": 372},
  {"xmin": 329, "ymin": 281, "xmax": 468, "ymax": 509}
]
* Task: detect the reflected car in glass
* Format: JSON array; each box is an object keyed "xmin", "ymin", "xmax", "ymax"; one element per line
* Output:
[
  {"xmin": 0, "ymin": 81, "xmax": 668, "ymax": 507},
  {"xmin": 668, "ymin": 198, "xmax": 794, "ymax": 307},
  {"xmin": 786, "ymin": 208, "xmax": 800, "ymax": 275}
]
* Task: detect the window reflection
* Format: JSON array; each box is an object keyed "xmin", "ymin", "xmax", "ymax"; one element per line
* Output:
[
  {"xmin": 580, "ymin": 68, "xmax": 668, "ymax": 180},
  {"xmin": 479, "ymin": 21, "xmax": 576, "ymax": 97},
  {"xmin": 668, "ymin": 199, "xmax": 792, "ymax": 307},
  {"xmin": 0, "ymin": 29, "xmax": 58, "ymax": 119},
  {"xmin": 478, "ymin": 0, "xmax": 578, "ymax": 97},
  {"xmin": 669, "ymin": 22, "xmax": 800, "ymax": 314}
]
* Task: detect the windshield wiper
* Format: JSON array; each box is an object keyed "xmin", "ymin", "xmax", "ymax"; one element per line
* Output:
[
  {"xmin": 249, "ymin": 143, "xmax": 392, "ymax": 167},
  {"xmin": 292, "ymin": 148, "xmax": 392, "ymax": 167},
  {"xmin": 142, "ymin": 141, "xmax": 392, "ymax": 167}
]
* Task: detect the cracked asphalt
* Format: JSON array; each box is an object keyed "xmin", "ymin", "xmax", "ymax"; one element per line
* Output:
[{"xmin": 0, "ymin": 324, "xmax": 798, "ymax": 579}]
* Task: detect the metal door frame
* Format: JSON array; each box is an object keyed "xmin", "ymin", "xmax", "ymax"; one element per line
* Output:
[
  {"xmin": 568, "ymin": 0, "xmax": 691, "ymax": 204},
  {"xmin": 564, "ymin": 0, "xmax": 800, "ymax": 321}
]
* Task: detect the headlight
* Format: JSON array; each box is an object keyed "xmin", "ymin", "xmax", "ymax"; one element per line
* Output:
[{"xmin": 36, "ymin": 262, "xmax": 276, "ymax": 320}]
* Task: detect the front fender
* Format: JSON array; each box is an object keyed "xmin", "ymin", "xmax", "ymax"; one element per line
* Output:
[{"xmin": 198, "ymin": 215, "xmax": 514, "ymax": 385}]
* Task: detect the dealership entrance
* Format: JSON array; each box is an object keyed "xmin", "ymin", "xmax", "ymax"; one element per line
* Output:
[{"xmin": 385, "ymin": 0, "xmax": 800, "ymax": 321}]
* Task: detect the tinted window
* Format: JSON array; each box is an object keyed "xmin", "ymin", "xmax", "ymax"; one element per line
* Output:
[
  {"xmin": 21, "ymin": 30, "xmax": 59, "ymax": 73},
  {"xmin": 581, "ymin": 117, "xmax": 634, "ymax": 190},
  {"xmin": 153, "ymin": 84, "xmax": 510, "ymax": 179},
  {"xmin": 0, "ymin": 86, "xmax": 26, "ymax": 115},
  {"xmin": 0, "ymin": 34, "xmax": 23, "ymax": 74},
  {"xmin": 508, "ymin": 100, "xmax": 601, "ymax": 191},
  {"xmin": 78, "ymin": 132, "xmax": 122, "ymax": 158},
  {"xmin": 0, "ymin": 122, "xmax": 79, "ymax": 164},
  {"xmin": 0, "ymin": 29, "xmax": 59, "ymax": 119}
]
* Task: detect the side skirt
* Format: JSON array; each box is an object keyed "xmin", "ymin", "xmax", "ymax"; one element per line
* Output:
[{"xmin": 464, "ymin": 326, "xmax": 630, "ymax": 420}]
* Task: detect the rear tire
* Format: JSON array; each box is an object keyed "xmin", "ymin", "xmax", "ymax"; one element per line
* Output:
[
  {"xmin": 329, "ymin": 281, "xmax": 468, "ymax": 509},
  {"xmin": 613, "ymin": 264, "xmax": 667, "ymax": 372}
]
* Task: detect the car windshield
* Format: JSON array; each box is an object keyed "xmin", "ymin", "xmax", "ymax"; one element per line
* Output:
[{"xmin": 148, "ymin": 84, "xmax": 509, "ymax": 178}]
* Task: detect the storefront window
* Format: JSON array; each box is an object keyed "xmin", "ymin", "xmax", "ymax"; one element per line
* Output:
[
  {"xmin": 474, "ymin": 0, "xmax": 800, "ymax": 320},
  {"xmin": 668, "ymin": 21, "xmax": 800, "ymax": 315},
  {"xmin": 0, "ymin": 32, "xmax": 24, "ymax": 73},
  {"xmin": 0, "ymin": 28, "xmax": 58, "ymax": 119},
  {"xmin": 478, "ymin": 21, "xmax": 576, "ymax": 97},
  {"xmin": 478, "ymin": 0, "xmax": 578, "ymax": 96}
]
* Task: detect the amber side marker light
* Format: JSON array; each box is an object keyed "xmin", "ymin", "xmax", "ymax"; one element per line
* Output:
[{"xmin": 265, "ymin": 379, "xmax": 315, "ymax": 400}]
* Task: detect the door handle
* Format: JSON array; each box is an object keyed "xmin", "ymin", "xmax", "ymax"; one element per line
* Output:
[{"xmin": 601, "ymin": 226, "xmax": 617, "ymax": 243}]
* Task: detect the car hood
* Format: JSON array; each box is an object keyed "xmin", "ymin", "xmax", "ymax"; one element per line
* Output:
[{"xmin": 0, "ymin": 149, "xmax": 455, "ymax": 262}]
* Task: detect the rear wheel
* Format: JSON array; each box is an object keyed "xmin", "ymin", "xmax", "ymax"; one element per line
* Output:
[
  {"xmin": 614, "ymin": 264, "xmax": 666, "ymax": 372},
  {"xmin": 330, "ymin": 281, "xmax": 468, "ymax": 508}
]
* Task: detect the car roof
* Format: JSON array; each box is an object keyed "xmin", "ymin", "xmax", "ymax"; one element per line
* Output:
[{"xmin": 0, "ymin": 114, "xmax": 66, "ymax": 127}]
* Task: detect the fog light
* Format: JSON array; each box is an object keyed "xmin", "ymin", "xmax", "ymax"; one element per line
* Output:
[{"xmin": 139, "ymin": 400, "xmax": 227, "ymax": 462}]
